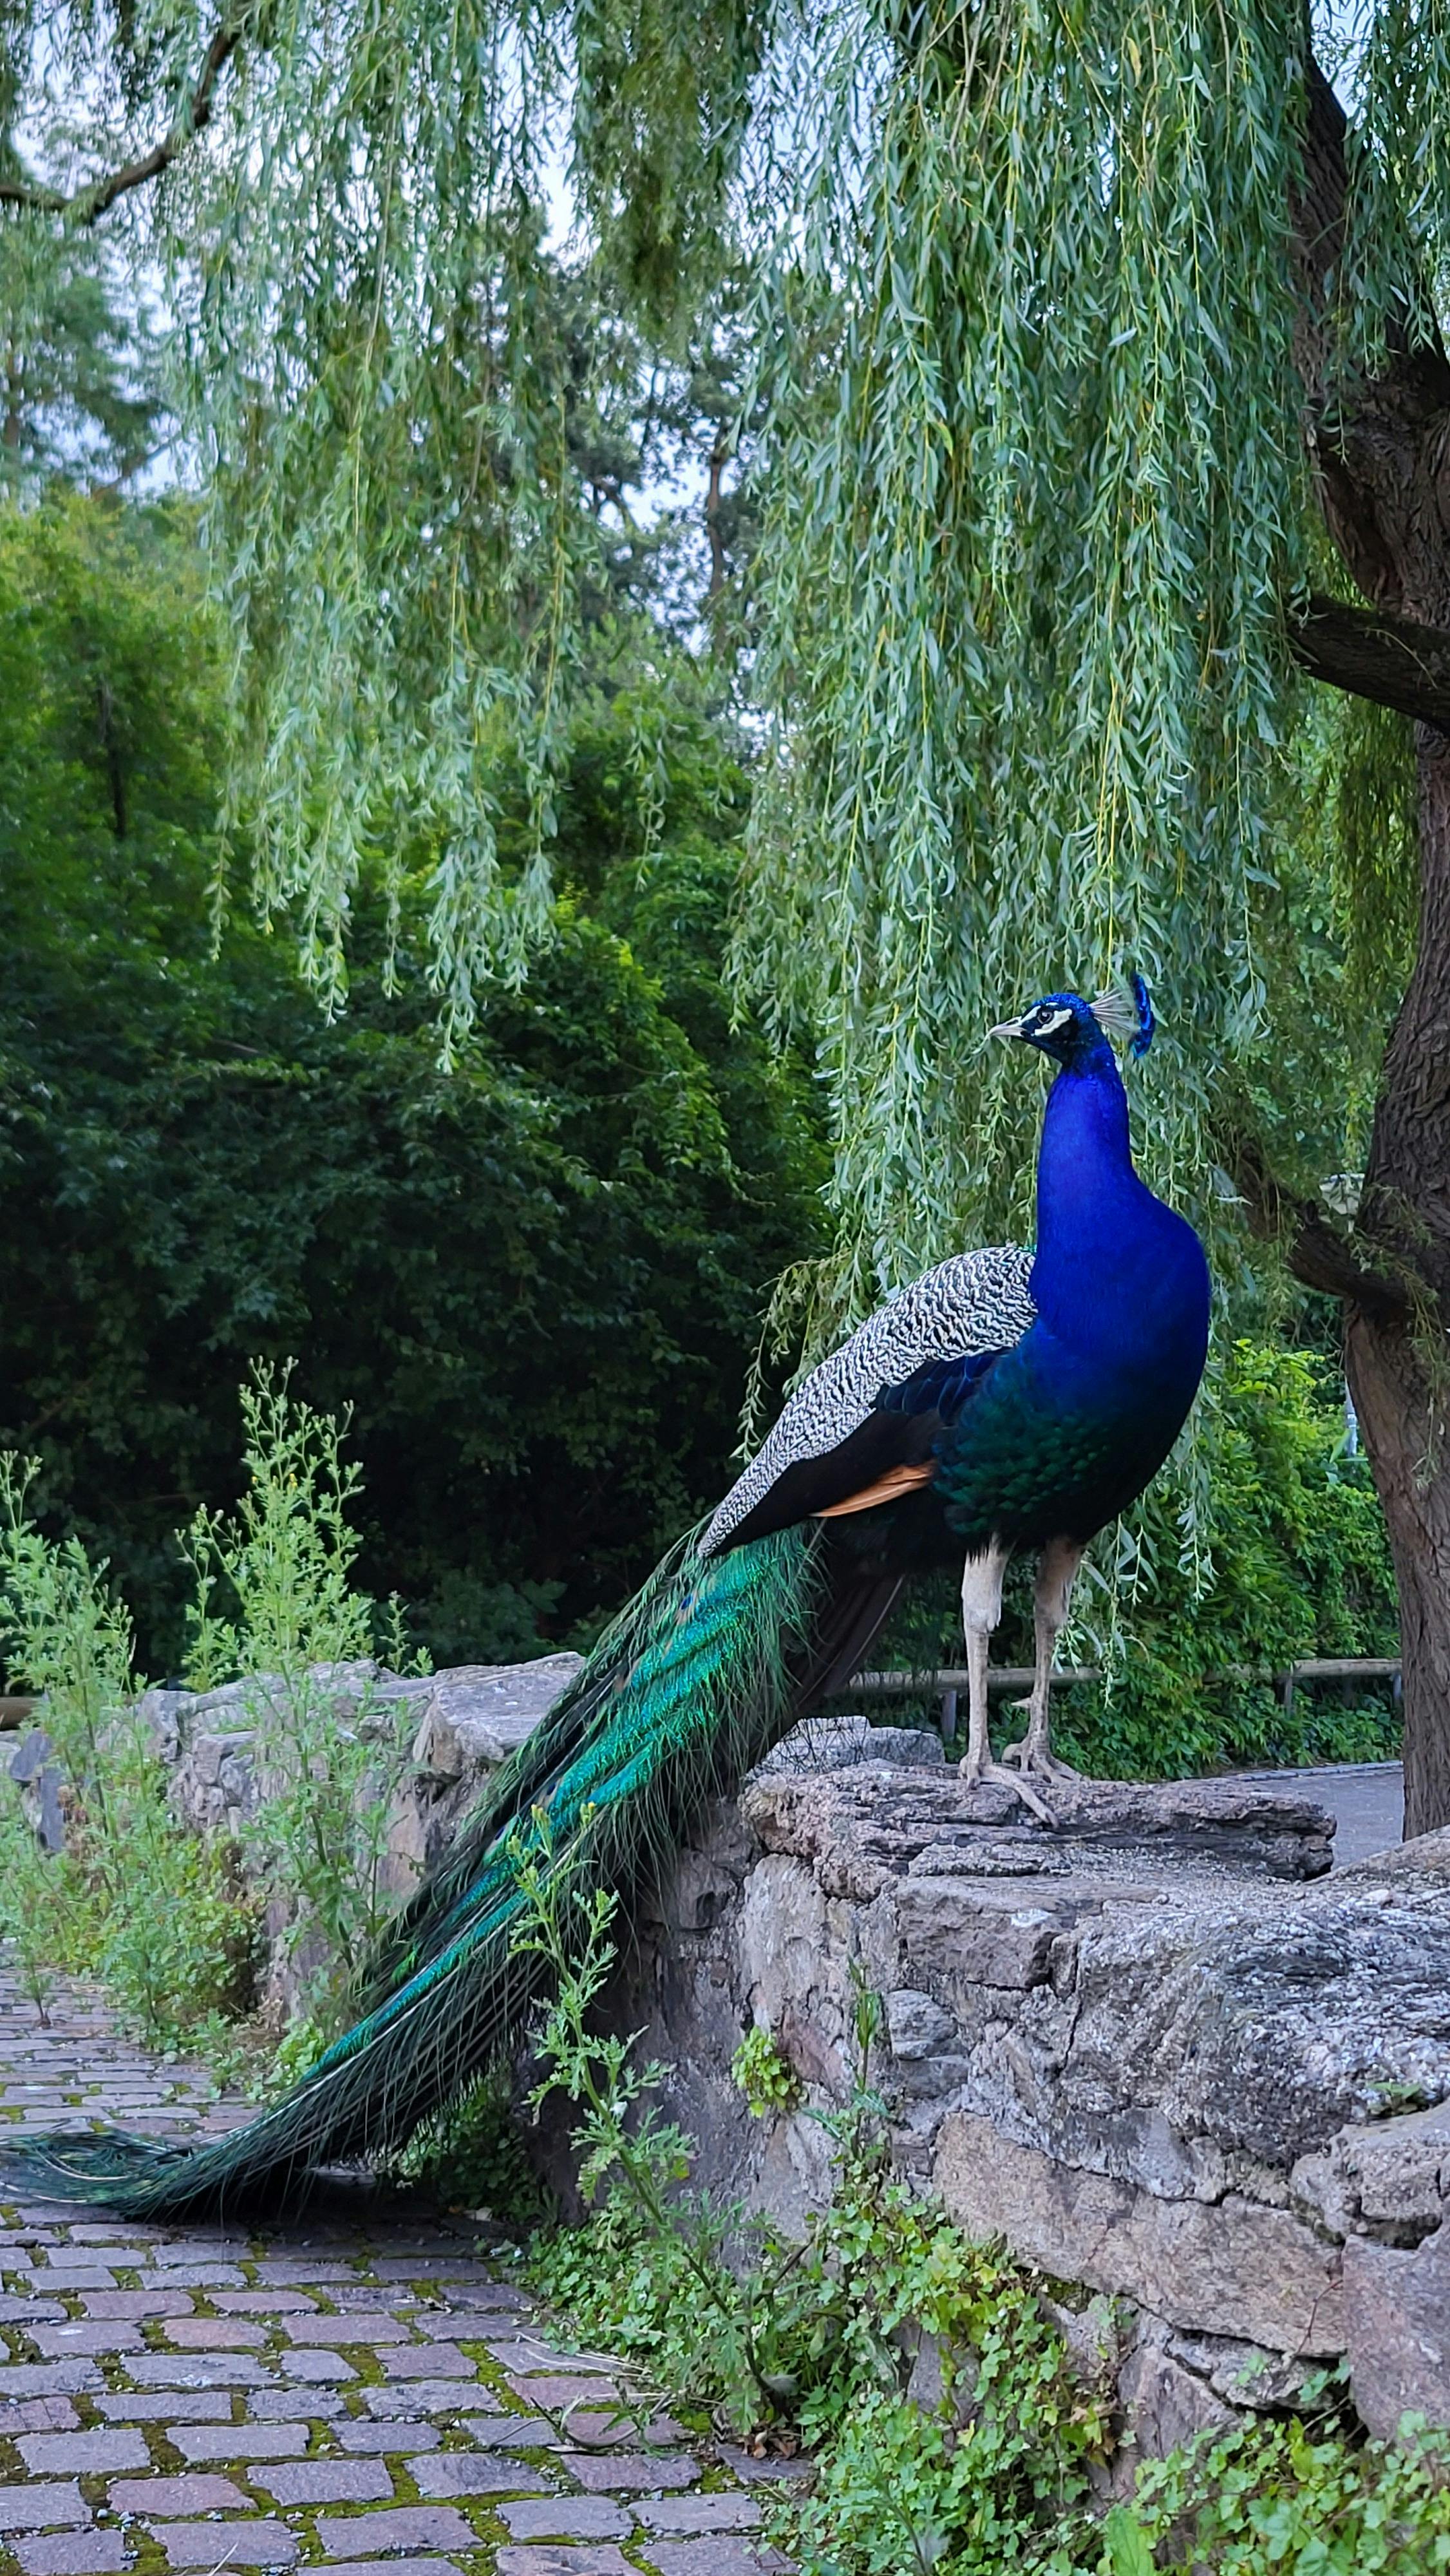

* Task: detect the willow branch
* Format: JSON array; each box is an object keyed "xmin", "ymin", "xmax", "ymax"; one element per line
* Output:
[
  {"xmin": 1292, "ymin": 593, "xmax": 1450, "ymax": 734},
  {"xmin": 0, "ymin": 24, "xmax": 239, "ymax": 227},
  {"xmin": 1227, "ymin": 1132, "xmax": 1413, "ymax": 1326}
]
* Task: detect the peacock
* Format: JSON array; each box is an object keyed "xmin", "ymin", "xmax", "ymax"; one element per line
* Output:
[{"xmin": 3, "ymin": 980, "xmax": 1209, "ymax": 2217}]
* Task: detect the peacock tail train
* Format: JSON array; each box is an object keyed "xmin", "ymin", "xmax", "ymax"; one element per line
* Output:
[{"xmin": 1, "ymin": 1523, "xmax": 892, "ymax": 2219}]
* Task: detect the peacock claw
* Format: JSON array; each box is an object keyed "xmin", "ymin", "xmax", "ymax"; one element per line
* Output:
[
  {"xmin": 1000, "ymin": 1737, "xmax": 1082, "ymax": 1785},
  {"xmin": 957, "ymin": 1752, "xmax": 1055, "ymax": 1826}
]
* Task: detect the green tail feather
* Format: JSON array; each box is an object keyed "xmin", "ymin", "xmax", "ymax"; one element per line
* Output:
[{"xmin": 1, "ymin": 1526, "xmax": 825, "ymax": 2219}]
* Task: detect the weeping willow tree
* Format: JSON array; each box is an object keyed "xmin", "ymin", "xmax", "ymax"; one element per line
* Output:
[{"xmin": 6, "ymin": 1, "xmax": 1450, "ymax": 1826}]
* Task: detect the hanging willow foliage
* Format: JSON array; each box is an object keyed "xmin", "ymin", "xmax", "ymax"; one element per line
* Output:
[{"xmin": 0, "ymin": 0, "xmax": 1431, "ymax": 1285}]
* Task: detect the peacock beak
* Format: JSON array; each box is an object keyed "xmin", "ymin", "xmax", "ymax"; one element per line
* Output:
[{"xmin": 990, "ymin": 1016, "xmax": 1030, "ymax": 1041}]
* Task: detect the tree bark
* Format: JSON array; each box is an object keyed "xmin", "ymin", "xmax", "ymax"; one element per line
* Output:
[
  {"xmin": 1294, "ymin": 60, "xmax": 1450, "ymax": 1835},
  {"xmin": 1292, "ymin": 593, "xmax": 1450, "ymax": 734}
]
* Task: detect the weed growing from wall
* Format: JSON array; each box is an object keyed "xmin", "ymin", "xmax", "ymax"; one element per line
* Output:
[{"xmin": 181, "ymin": 1367, "xmax": 429, "ymax": 2037}]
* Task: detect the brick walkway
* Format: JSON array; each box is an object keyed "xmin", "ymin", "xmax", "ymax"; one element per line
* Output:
[{"xmin": 0, "ymin": 1965, "xmax": 793, "ymax": 2576}]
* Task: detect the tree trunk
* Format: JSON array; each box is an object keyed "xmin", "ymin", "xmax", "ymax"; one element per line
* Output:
[
  {"xmin": 1295, "ymin": 65, "xmax": 1450, "ymax": 1834},
  {"xmin": 1343, "ymin": 726, "xmax": 1450, "ymax": 1835}
]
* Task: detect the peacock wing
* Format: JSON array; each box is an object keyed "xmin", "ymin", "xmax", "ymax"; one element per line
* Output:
[{"xmin": 701, "ymin": 1244, "xmax": 1036, "ymax": 1554}]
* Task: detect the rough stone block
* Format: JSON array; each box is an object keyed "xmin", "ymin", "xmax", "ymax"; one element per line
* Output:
[
  {"xmin": 317, "ymin": 2563, "xmax": 459, "ymax": 2576},
  {"xmin": 247, "ymin": 2386, "xmax": 344, "ymax": 2421},
  {"xmin": 885, "ymin": 1989, "xmax": 957, "ymax": 2060},
  {"xmin": 0, "ymin": 2486, "xmax": 91, "ymax": 2531},
  {"xmin": 558, "ymin": 2452, "xmax": 697, "ymax": 2492},
  {"xmin": 359, "ymin": 2382, "xmax": 482, "ymax": 2418},
  {"xmin": 646, "ymin": 2546, "xmax": 791, "ymax": 2576},
  {"xmin": 276, "ymin": 2349, "xmax": 356, "ymax": 2383},
  {"xmin": 1115, "ymin": 2322, "xmax": 1236, "ymax": 2472},
  {"xmin": 95, "ymin": 2392, "xmax": 232, "ymax": 2424},
  {"xmin": 171, "ymin": 2425, "xmax": 310, "ymax": 2463},
  {"xmin": 252, "ymin": 2461, "xmax": 393, "ymax": 2506},
  {"xmin": 411, "ymin": 2454, "xmax": 549, "ymax": 2497},
  {"xmin": 495, "ymin": 2552, "xmax": 635, "ymax": 2576},
  {"xmin": 336, "ymin": 2421, "xmax": 441, "ymax": 2453},
  {"xmin": 637, "ymin": 2496, "xmax": 763, "ymax": 2533},
  {"xmin": 0, "ymin": 2365, "xmax": 102, "ymax": 2399},
  {"xmin": 281, "ymin": 2311, "xmax": 410, "ymax": 2344},
  {"xmin": 933, "ymin": 2115, "xmax": 1343, "ymax": 2354},
  {"xmin": 453, "ymin": 2414, "xmax": 559, "ymax": 2448},
  {"xmin": 122, "ymin": 2354, "xmax": 267, "ymax": 2388},
  {"xmin": 32, "ymin": 2321, "xmax": 145, "ymax": 2358},
  {"xmin": 163, "ymin": 2317, "xmax": 265, "ymax": 2351},
  {"xmin": 377, "ymin": 2340, "xmax": 473, "ymax": 2378},
  {"xmin": 898, "ymin": 1873, "xmax": 1098, "ymax": 1993},
  {"xmin": 1344, "ymin": 2224, "xmax": 1450, "ymax": 2438}
]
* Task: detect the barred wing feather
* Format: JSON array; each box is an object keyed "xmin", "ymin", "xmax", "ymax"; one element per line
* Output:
[{"xmin": 701, "ymin": 1244, "xmax": 1036, "ymax": 1555}]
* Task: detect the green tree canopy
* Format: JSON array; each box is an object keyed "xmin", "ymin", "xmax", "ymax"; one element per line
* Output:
[{"xmin": 13, "ymin": 3, "xmax": 1450, "ymax": 1821}]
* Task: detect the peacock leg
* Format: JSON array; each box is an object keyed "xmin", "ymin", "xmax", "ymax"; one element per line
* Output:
[
  {"xmin": 956, "ymin": 1539, "xmax": 1053, "ymax": 1824},
  {"xmin": 1002, "ymin": 1537, "xmax": 1084, "ymax": 1783}
]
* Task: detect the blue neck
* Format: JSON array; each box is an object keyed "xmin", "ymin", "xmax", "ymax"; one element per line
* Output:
[
  {"xmin": 1035, "ymin": 1038, "xmax": 1135, "ymax": 1258},
  {"xmin": 1030, "ymin": 1038, "xmax": 1200, "ymax": 1365}
]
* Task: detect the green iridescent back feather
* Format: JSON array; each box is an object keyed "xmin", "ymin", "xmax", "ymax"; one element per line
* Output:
[{"xmin": 0, "ymin": 1526, "xmax": 824, "ymax": 2218}]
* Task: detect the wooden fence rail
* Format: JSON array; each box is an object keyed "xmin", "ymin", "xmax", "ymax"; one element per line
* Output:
[{"xmin": 847, "ymin": 1656, "xmax": 1402, "ymax": 1720}]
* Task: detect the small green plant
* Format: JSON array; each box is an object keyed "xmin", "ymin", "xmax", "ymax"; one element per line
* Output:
[
  {"xmin": 1102, "ymin": 2400, "xmax": 1450, "ymax": 2573},
  {"xmin": 0, "ymin": 1785, "xmax": 82, "ymax": 2022},
  {"xmin": 732, "ymin": 2023, "xmax": 802, "ymax": 2118},
  {"xmin": 182, "ymin": 1366, "xmax": 424, "ymax": 2036},
  {"xmin": 0, "ymin": 1457, "xmax": 258, "ymax": 2058},
  {"xmin": 517, "ymin": 1821, "xmax": 794, "ymax": 2425}
]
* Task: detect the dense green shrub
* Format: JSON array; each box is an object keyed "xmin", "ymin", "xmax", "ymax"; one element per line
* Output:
[{"xmin": 0, "ymin": 494, "xmax": 825, "ymax": 1672}]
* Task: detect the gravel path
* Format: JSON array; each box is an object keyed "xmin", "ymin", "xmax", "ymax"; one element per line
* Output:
[{"xmin": 0, "ymin": 1965, "xmax": 793, "ymax": 2576}]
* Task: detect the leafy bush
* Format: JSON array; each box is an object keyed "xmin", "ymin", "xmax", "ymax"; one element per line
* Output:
[
  {"xmin": 1062, "ymin": 1341, "xmax": 1398, "ymax": 1778},
  {"xmin": 0, "ymin": 1457, "xmax": 258, "ymax": 2057},
  {"xmin": 1102, "ymin": 2408, "xmax": 1450, "ymax": 2575},
  {"xmin": 0, "ymin": 1376, "xmax": 424, "ymax": 2061}
]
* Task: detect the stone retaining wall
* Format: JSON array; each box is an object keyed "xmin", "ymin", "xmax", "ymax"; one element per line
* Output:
[
  {"xmin": 36, "ymin": 1664, "xmax": 1450, "ymax": 2452},
  {"xmin": 590, "ymin": 1721, "xmax": 1450, "ymax": 2454}
]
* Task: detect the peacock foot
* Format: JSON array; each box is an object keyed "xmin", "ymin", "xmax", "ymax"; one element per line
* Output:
[
  {"xmin": 957, "ymin": 1749, "xmax": 1055, "ymax": 1826},
  {"xmin": 1000, "ymin": 1736, "xmax": 1082, "ymax": 1785},
  {"xmin": 999, "ymin": 1700, "xmax": 1081, "ymax": 1786}
]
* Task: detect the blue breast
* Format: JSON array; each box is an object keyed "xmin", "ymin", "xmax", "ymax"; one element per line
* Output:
[{"xmin": 934, "ymin": 1037, "xmax": 1209, "ymax": 1549}]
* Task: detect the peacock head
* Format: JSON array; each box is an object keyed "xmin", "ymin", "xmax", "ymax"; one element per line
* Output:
[{"xmin": 992, "ymin": 976, "xmax": 1154, "ymax": 1068}]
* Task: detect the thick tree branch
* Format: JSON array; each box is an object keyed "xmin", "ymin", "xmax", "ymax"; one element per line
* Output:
[
  {"xmin": 1227, "ymin": 1132, "xmax": 1414, "ymax": 1327},
  {"xmin": 0, "ymin": 24, "xmax": 239, "ymax": 227},
  {"xmin": 1292, "ymin": 592, "xmax": 1450, "ymax": 733}
]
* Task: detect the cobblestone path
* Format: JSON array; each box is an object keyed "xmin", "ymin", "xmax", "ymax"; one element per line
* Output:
[{"xmin": 0, "ymin": 1967, "xmax": 793, "ymax": 2576}]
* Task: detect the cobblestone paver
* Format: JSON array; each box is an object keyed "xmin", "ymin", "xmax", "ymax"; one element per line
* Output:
[{"xmin": 0, "ymin": 1967, "xmax": 795, "ymax": 2575}]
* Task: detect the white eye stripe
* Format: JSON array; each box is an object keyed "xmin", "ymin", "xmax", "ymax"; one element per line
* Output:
[{"xmin": 1035, "ymin": 1006, "xmax": 1075, "ymax": 1036}]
